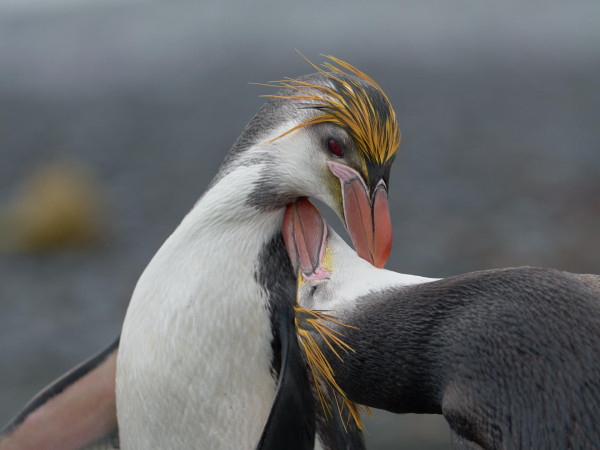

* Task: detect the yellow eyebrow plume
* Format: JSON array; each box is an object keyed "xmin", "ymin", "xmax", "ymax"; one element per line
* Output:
[{"xmin": 259, "ymin": 52, "xmax": 400, "ymax": 166}]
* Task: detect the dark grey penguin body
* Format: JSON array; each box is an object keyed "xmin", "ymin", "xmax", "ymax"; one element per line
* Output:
[{"xmin": 324, "ymin": 267, "xmax": 600, "ymax": 449}]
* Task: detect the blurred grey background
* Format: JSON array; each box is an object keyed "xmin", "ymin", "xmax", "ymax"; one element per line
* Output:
[{"xmin": 1, "ymin": 1, "xmax": 599, "ymax": 448}]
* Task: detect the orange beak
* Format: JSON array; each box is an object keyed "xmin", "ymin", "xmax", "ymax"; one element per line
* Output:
[
  {"xmin": 282, "ymin": 197, "xmax": 330, "ymax": 280},
  {"xmin": 327, "ymin": 161, "xmax": 392, "ymax": 268}
]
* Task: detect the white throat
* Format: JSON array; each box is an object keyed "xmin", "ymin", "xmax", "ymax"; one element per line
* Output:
[
  {"xmin": 117, "ymin": 163, "xmax": 285, "ymax": 450},
  {"xmin": 299, "ymin": 230, "xmax": 438, "ymax": 314}
]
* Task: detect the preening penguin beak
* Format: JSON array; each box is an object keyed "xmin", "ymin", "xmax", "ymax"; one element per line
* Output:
[
  {"xmin": 327, "ymin": 161, "xmax": 392, "ymax": 268},
  {"xmin": 283, "ymin": 198, "xmax": 330, "ymax": 280}
]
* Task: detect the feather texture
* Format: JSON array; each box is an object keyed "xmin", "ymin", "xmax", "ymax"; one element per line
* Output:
[
  {"xmin": 258, "ymin": 52, "xmax": 400, "ymax": 170},
  {"xmin": 293, "ymin": 289, "xmax": 371, "ymax": 431}
]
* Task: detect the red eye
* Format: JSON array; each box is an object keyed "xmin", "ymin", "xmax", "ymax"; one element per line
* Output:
[{"xmin": 327, "ymin": 138, "xmax": 343, "ymax": 157}]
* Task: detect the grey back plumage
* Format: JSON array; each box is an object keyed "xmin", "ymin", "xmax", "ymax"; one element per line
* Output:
[{"xmin": 321, "ymin": 267, "xmax": 600, "ymax": 449}]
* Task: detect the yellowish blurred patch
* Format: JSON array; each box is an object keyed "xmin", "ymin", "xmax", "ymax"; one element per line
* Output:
[{"xmin": 0, "ymin": 163, "xmax": 103, "ymax": 252}]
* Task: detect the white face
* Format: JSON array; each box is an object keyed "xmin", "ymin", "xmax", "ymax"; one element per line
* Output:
[
  {"xmin": 295, "ymin": 226, "xmax": 437, "ymax": 315},
  {"xmin": 261, "ymin": 121, "xmax": 355, "ymax": 219}
]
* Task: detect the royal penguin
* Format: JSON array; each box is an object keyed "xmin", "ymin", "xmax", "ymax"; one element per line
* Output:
[
  {"xmin": 283, "ymin": 197, "xmax": 600, "ymax": 450},
  {"xmin": 1, "ymin": 55, "xmax": 401, "ymax": 450}
]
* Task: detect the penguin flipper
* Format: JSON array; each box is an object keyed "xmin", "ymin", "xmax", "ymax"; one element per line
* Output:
[{"xmin": 0, "ymin": 338, "xmax": 120, "ymax": 450}]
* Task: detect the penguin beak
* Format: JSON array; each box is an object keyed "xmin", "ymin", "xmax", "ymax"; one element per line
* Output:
[
  {"xmin": 283, "ymin": 197, "xmax": 330, "ymax": 280},
  {"xmin": 327, "ymin": 161, "xmax": 392, "ymax": 268}
]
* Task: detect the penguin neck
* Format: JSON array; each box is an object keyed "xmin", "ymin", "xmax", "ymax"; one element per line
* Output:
[
  {"xmin": 148, "ymin": 161, "xmax": 288, "ymax": 312},
  {"xmin": 180, "ymin": 163, "xmax": 284, "ymax": 248},
  {"xmin": 319, "ymin": 230, "xmax": 438, "ymax": 309}
]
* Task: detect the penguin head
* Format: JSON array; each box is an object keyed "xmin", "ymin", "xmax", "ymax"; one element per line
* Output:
[{"xmin": 247, "ymin": 55, "xmax": 399, "ymax": 268}]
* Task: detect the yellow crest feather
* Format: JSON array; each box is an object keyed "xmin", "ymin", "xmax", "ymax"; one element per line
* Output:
[{"xmin": 258, "ymin": 52, "xmax": 400, "ymax": 166}]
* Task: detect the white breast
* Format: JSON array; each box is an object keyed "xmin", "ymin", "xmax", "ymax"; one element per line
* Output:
[{"xmin": 116, "ymin": 166, "xmax": 283, "ymax": 450}]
